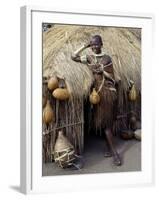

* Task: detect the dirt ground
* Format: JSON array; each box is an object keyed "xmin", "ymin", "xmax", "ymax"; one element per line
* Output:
[{"xmin": 42, "ymin": 134, "xmax": 141, "ymax": 176}]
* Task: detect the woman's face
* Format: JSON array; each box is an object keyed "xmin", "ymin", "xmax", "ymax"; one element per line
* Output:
[{"xmin": 91, "ymin": 44, "xmax": 102, "ymax": 54}]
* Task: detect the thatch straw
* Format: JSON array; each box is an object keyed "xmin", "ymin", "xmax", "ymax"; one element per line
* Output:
[
  {"xmin": 42, "ymin": 25, "xmax": 141, "ymax": 160},
  {"xmin": 43, "ymin": 25, "xmax": 141, "ymax": 100}
]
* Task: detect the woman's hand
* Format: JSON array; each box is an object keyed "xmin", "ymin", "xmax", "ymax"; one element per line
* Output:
[
  {"xmin": 95, "ymin": 68, "xmax": 103, "ymax": 74},
  {"xmin": 92, "ymin": 65, "xmax": 103, "ymax": 74},
  {"xmin": 84, "ymin": 42, "xmax": 91, "ymax": 48}
]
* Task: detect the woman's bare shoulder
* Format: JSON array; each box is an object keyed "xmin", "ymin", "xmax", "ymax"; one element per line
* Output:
[{"xmin": 102, "ymin": 54, "xmax": 112, "ymax": 65}]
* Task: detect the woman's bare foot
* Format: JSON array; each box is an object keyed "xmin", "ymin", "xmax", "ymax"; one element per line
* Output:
[{"xmin": 113, "ymin": 153, "xmax": 122, "ymax": 166}]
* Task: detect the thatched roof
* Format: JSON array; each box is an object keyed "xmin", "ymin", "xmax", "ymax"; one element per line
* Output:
[{"xmin": 43, "ymin": 25, "xmax": 141, "ymax": 99}]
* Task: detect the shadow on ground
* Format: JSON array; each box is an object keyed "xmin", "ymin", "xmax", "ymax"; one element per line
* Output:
[{"xmin": 43, "ymin": 134, "xmax": 141, "ymax": 176}]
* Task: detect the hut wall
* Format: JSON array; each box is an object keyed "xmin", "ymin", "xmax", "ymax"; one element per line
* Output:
[{"xmin": 42, "ymin": 81, "xmax": 84, "ymax": 163}]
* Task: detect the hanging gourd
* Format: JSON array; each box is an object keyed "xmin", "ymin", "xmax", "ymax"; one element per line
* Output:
[
  {"xmin": 47, "ymin": 76, "xmax": 59, "ymax": 91},
  {"xmin": 52, "ymin": 88, "xmax": 70, "ymax": 100},
  {"xmin": 53, "ymin": 130, "xmax": 75, "ymax": 168},
  {"xmin": 43, "ymin": 100, "xmax": 54, "ymax": 125},
  {"xmin": 129, "ymin": 84, "xmax": 137, "ymax": 101},
  {"xmin": 89, "ymin": 88, "xmax": 100, "ymax": 104}
]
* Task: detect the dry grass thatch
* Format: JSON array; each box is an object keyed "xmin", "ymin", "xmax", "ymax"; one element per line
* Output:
[
  {"xmin": 43, "ymin": 25, "xmax": 141, "ymax": 100},
  {"xmin": 42, "ymin": 25, "xmax": 141, "ymax": 160}
]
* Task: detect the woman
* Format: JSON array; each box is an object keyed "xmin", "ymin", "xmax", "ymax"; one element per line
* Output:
[{"xmin": 71, "ymin": 35, "xmax": 121, "ymax": 166}]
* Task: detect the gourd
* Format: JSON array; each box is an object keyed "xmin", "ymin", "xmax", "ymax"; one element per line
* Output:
[
  {"xmin": 47, "ymin": 76, "xmax": 59, "ymax": 91},
  {"xmin": 89, "ymin": 88, "xmax": 100, "ymax": 104},
  {"xmin": 120, "ymin": 130, "xmax": 134, "ymax": 140},
  {"xmin": 134, "ymin": 129, "xmax": 141, "ymax": 141},
  {"xmin": 129, "ymin": 84, "xmax": 137, "ymax": 101},
  {"xmin": 52, "ymin": 88, "xmax": 70, "ymax": 100},
  {"xmin": 43, "ymin": 100, "xmax": 54, "ymax": 124}
]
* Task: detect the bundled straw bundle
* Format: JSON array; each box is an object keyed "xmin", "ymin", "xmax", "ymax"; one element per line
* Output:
[{"xmin": 53, "ymin": 131, "xmax": 76, "ymax": 168}]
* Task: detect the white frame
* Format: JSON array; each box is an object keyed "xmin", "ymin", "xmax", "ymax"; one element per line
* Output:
[{"xmin": 20, "ymin": 6, "xmax": 154, "ymax": 194}]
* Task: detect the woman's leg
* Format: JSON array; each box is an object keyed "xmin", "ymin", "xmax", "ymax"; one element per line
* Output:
[
  {"xmin": 105, "ymin": 128, "xmax": 121, "ymax": 166},
  {"xmin": 104, "ymin": 138, "xmax": 112, "ymax": 157}
]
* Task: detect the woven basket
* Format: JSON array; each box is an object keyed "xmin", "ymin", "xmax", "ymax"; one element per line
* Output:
[{"xmin": 53, "ymin": 131, "xmax": 75, "ymax": 168}]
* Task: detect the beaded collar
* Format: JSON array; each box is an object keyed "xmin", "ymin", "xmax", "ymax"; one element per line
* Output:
[{"xmin": 92, "ymin": 51, "xmax": 105, "ymax": 57}]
